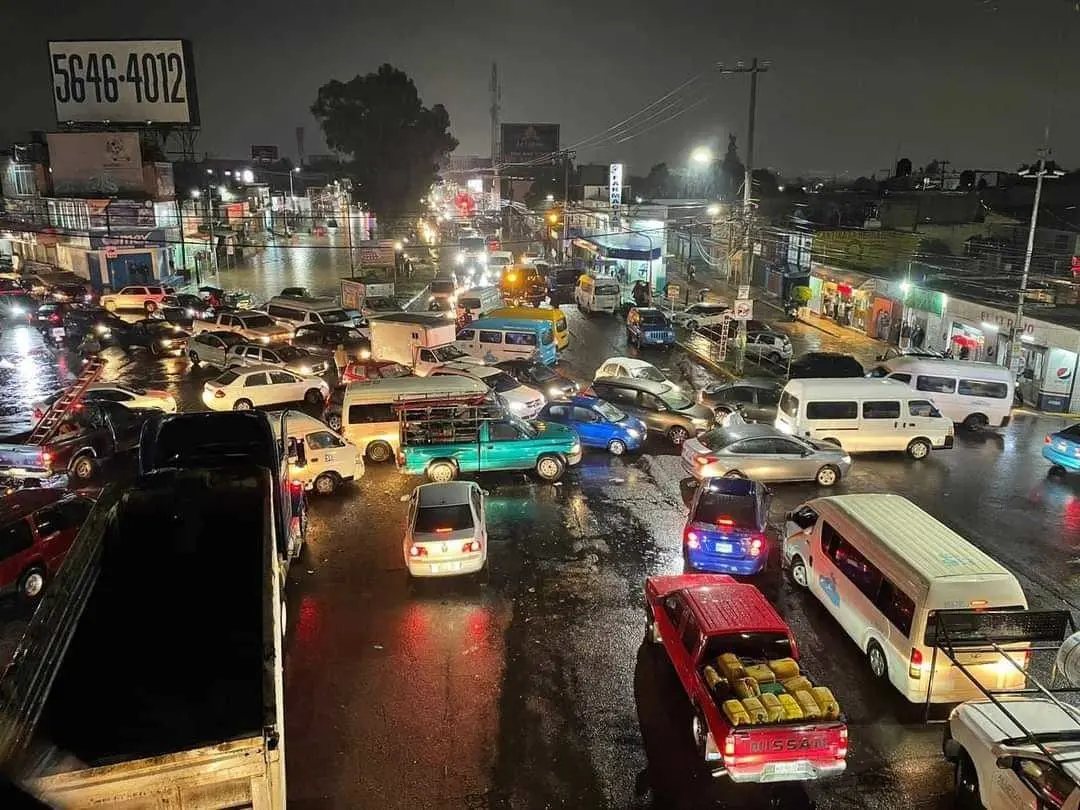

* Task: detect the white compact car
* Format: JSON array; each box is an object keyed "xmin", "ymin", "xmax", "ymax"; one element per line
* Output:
[
  {"xmin": 33, "ymin": 383, "xmax": 177, "ymax": 420},
  {"xmin": 202, "ymin": 365, "xmax": 330, "ymax": 411},
  {"xmin": 404, "ymin": 481, "xmax": 487, "ymax": 578},
  {"xmin": 430, "ymin": 361, "xmax": 545, "ymax": 418},
  {"xmin": 99, "ymin": 285, "xmax": 168, "ymax": 313},
  {"xmin": 594, "ymin": 356, "xmax": 677, "ymax": 388},
  {"xmin": 671, "ymin": 302, "xmax": 730, "ymax": 330}
]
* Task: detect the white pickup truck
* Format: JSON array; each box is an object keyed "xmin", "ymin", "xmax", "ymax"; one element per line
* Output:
[{"xmin": 192, "ymin": 310, "xmax": 293, "ymax": 343}]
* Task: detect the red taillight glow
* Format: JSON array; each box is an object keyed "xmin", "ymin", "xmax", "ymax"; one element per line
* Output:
[
  {"xmin": 695, "ymin": 455, "xmax": 718, "ymax": 466},
  {"xmin": 462, "ymin": 540, "xmax": 482, "ymax": 553},
  {"xmin": 434, "ymin": 527, "xmax": 453, "ymax": 534},
  {"xmin": 685, "ymin": 529, "xmax": 700, "ymax": 549},
  {"xmin": 41, "ymin": 451, "xmax": 52, "ymax": 465},
  {"xmin": 715, "ymin": 517, "xmax": 735, "ymax": 526},
  {"xmin": 1045, "ymin": 434, "xmax": 1053, "ymax": 444},
  {"xmin": 909, "ymin": 648, "xmax": 923, "ymax": 679},
  {"xmin": 837, "ymin": 727, "xmax": 848, "ymax": 759},
  {"xmin": 749, "ymin": 536, "xmax": 764, "ymax": 557},
  {"xmin": 49, "ymin": 313, "xmax": 62, "ymax": 324},
  {"xmin": 213, "ymin": 389, "xmax": 225, "ymax": 398},
  {"xmin": 409, "ymin": 544, "xmax": 427, "ymax": 557},
  {"xmin": 723, "ymin": 734, "xmax": 735, "ymax": 764}
]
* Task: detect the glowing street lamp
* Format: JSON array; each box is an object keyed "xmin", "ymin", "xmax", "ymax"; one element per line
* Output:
[
  {"xmin": 691, "ymin": 146, "xmax": 714, "ymax": 165},
  {"xmin": 707, "ymin": 204, "xmax": 721, "ymax": 217}
]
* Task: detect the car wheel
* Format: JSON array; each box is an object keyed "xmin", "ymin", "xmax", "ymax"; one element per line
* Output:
[
  {"xmin": 103, "ymin": 300, "xmax": 117, "ymax": 312},
  {"xmin": 691, "ymin": 711, "xmax": 708, "ymax": 759},
  {"xmin": 686, "ymin": 319, "xmax": 699, "ymax": 332},
  {"xmin": 722, "ymin": 469, "xmax": 745, "ymax": 479},
  {"xmin": 907, "ymin": 437, "xmax": 931, "ymax": 460},
  {"xmin": 19, "ymin": 567, "xmax": 46, "ymax": 601},
  {"xmin": 150, "ymin": 342, "xmax": 163, "ymax": 357},
  {"xmin": 304, "ymin": 388, "xmax": 325, "ymax": 406},
  {"xmin": 767, "ymin": 351, "xmax": 781, "ymax": 363},
  {"xmin": 145, "ymin": 301, "xmax": 157, "ymax": 313},
  {"xmin": 789, "ymin": 554, "xmax": 809, "ymax": 588},
  {"xmin": 867, "ymin": 640, "xmax": 888, "ymax": 681},
  {"xmin": 608, "ymin": 438, "xmax": 627, "ymax": 456},
  {"xmin": 815, "ymin": 465, "xmax": 840, "ymax": 487},
  {"xmin": 327, "ymin": 413, "xmax": 343, "ymax": 431},
  {"xmin": 233, "ymin": 398, "xmax": 254, "ymax": 411},
  {"xmin": 954, "ymin": 752, "xmax": 984, "ymax": 810},
  {"xmin": 644, "ymin": 605, "xmax": 662, "ymax": 644},
  {"xmin": 313, "ymin": 472, "xmax": 339, "ymax": 495},
  {"xmin": 188, "ymin": 350, "xmax": 200, "ymax": 365},
  {"xmin": 962, "ymin": 413, "xmax": 988, "ymax": 431},
  {"xmin": 536, "ymin": 454, "xmax": 565, "ymax": 482},
  {"xmin": 427, "ymin": 460, "xmax": 457, "ymax": 483},
  {"xmin": 367, "ymin": 441, "xmax": 392, "ymax": 463},
  {"xmin": 667, "ymin": 425, "xmax": 690, "ymax": 446},
  {"xmin": 69, "ymin": 454, "xmax": 96, "ymax": 481}
]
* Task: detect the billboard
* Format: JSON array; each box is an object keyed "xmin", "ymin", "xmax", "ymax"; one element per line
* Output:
[
  {"xmin": 48, "ymin": 39, "xmax": 200, "ymax": 125},
  {"xmin": 500, "ymin": 123, "xmax": 560, "ymax": 165},
  {"xmin": 251, "ymin": 144, "xmax": 278, "ymax": 163},
  {"xmin": 46, "ymin": 132, "xmax": 145, "ymax": 195}
]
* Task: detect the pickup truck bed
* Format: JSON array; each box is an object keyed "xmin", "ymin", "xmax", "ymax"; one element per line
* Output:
[{"xmin": 36, "ymin": 467, "xmax": 269, "ymax": 766}]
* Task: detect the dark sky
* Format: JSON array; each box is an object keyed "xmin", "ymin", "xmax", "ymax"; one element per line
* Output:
[{"xmin": 3, "ymin": 0, "xmax": 1078, "ymax": 179}]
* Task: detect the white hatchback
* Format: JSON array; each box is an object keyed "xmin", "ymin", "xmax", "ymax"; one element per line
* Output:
[
  {"xmin": 671, "ymin": 302, "xmax": 730, "ymax": 330},
  {"xmin": 404, "ymin": 481, "xmax": 487, "ymax": 578},
  {"xmin": 430, "ymin": 361, "xmax": 545, "ymax": 418},
  {"xmin": 202, "ymin": 365, "xmax": 329, "ymax": 411},
  {"xmin": 594, "ymin": 357, "xmax": 678, "ymax": 389}
]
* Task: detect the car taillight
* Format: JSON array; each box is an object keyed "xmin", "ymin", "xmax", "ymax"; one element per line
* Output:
[
  {"xmin": 684, "ymin": 529, "xmax": 700, "ymax": 549},
  {"xmin": 41, "ymin": 451, "xmax": 52, "ymax": 465},
  {"xmin": 213, "ymin": 389, "xmax": 225, "ymax": 398},
  {"xmin": 715, "ymin": 517, "xmax": 735, "ymax": 526},
  {"xmin": 909, "ymin": 648, "xmax": 923, "ymax": 679},
  {"xmin": 1045, "ymin": 434, "xmax": 1052, "ymax": 444},
  {"xmin": 290, "ymin": 480, "xmax": 303, "ymax": 494},
  {"xmin": 33, "ymin": 408, "xmax": 43, "ymax": 421},
  {"xmin": 695, "ymin": 455, "xmax": 718, "ymax": 466},
  {"xmin": 409, "ymin": 544, "xmax": 428, "ymax": 557},
  {"xmin": 462, "ymin": 540, "xmax": 481, "ymax": 553},
  {"xmin": 49, "ymin": 313, "xmax": 61, "ymax": 324},
  {"xmin": 723, "ymin": 734, "xmax": 735, "ymax": 764},
  {"xmin": 837, "ymin": 727, "xmax": 848, "ymax": 759},
  {"xmin": 749, "ymin": 535, "xmax": 764, "ymax": 557}
]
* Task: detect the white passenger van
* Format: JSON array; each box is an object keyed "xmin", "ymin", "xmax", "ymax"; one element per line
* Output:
[
  {"xmin": 340, "ymin": 375, "xmax": 490, "ymax": 462},
  {"xmin": 264, "ymin": 296, "xmax": 354, "ymax": 330},
  {"xmin": 782, "ymin": 494, "xmax": 1028, "ymax": 703},
  {"xmin": 866, "ymin": 356, "xmax": 1014, "ymax": 430},
  {"xmin": 270, "ymin": 410, "xmax": 364, "ymax": 495},
  {"xmin": 574, "ymin": 274, "xmax": 621, "ymax": 316},
  {"xmin": 776, "ymin": 378, "xmax": 954, "ymax": 459},
  {"xmin": 457, "ymin": 286, "xmax": 503, "ymax": 317}
]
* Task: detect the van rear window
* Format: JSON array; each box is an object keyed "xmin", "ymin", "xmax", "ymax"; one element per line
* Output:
[
  {"xmin": 806, "ymin": 401, "xmax": 858, "ymax": 420},
  {"xmin": 923, "ymin": 606, "xmax": 1026, "ymax": 647},
  {"xmin": 779, "ymin": 391, "xmax": 799, "ymax": 418}
]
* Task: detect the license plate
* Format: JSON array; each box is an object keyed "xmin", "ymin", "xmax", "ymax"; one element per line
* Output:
[
  {"xmin": 714, "ymin": 542, "xmax": 733, "ymax": 554},
  {"xmin": 763, "ymin": 761, "xmax": 812, "ymax": 779},
  {"xmin": 51, "ymin": 327, "xmax": 65, "ymax": 337},
  {"xmin": 429, "ymin": 562, "xmax": 462, "ymax": 574}
]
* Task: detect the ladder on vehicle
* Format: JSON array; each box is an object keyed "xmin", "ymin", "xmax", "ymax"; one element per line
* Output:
[
  {"xmin": 26, "ymin": 357, "xmax": 106, "ymax": 447},
  {"xmin": 715, "ymin": 314, "xmax": 733, "ymax": 361}
]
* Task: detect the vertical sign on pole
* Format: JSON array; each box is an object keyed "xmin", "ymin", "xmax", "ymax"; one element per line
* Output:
[{"xmin": 609, "ymin": 163, "xmax": 624, "ymax": 227}]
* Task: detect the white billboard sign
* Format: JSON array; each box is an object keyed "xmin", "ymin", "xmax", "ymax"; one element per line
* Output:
[
  {"xmin": 48, "ymin": 40, "xmax": 200, "ymax": 125},
  {"xmin": 609, "ymin": 163, "xmax": 624, "ymax": 207},
  {"xmin": 46, "ymin": 132, "xmax": 144, "ymax": 195}
]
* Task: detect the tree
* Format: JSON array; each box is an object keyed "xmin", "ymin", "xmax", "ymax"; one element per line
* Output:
[
  {"xmin": 641, "ymin": 162, "xmax": 673, "ymax": 198},
  {"xmin": 311, "ymin": 64, "xmax": 458, "ymax": 219},
  {"xmin": 720, "ymin": 134, "xmax": 745, "ymax": 199},
  {"xmin": 751, "ymin": 168, "xmax": 779, "ymax": 197},
  {"xmin": 958, "ymin": 170, "xmax": 975, "ymax": 190}
]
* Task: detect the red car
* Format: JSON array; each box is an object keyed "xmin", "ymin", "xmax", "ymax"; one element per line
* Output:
[
  {"xmin": 644, "ymin": 573, "xmax": 848, "ymax": 783},
  {"xmin": 341, "ymin": 359, "xmax": 412, "ymax": 384},
  {"xmin": 0, "ymin": 489, "xmax": 94, "ymax": 600}
]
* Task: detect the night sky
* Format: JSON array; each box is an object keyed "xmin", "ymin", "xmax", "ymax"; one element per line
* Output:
[{"xmin": 3, "ymin": 0, "xmax": 1079, "ymax": 178}]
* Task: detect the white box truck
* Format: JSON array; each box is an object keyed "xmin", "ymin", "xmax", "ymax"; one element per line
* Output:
[{"xmin": 369, "ymin": 312, "xmax": 480, "ymax": 376}]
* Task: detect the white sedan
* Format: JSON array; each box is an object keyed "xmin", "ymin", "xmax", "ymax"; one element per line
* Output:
[
  {"xmin": 671, "ymin": 302, "xmax": 730, "ymax": 330},
  {"xmin": 202, "ymin": 365, "xmax": 330, "ymax": 411},
  {"xmin": 33, "ymin": 383, "xmax": 177, "ymax": 421},
  {"xmin": 404, "ymin": 481, "xmax": 487, "ymax": 578},
  {"xmin": 594, "ymin": 357, "xmax": 679, "ymax": 390}
]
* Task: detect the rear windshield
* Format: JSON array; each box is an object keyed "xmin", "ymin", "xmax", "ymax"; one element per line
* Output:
[
  {"xmin": 318, "ymin": 309, "xmax": 350, "ymax": 324},
  {"xmin": 460, "ymin": 238, "xmax": 486, "ymax": 251},
  {"xmin": 275, "ymin": 346, "xmax": 305, "ymax": 361},
  {"xmin": 659, "ymin": 387, "xmax": 693, "ymax": 411},
  {"xmin": 632, "ymin": 365, "xmax": 666, "ymax": 383},
  {"xmin": 459, "ymin": 297, "xmax": 481, "ymax": 310},
  {"xmin": 699, "ymin": 428, "xmax": 736, "ymax": 451},
  {"xmin": 431, "ymin": 281, "xmax": 456, "ymax": 294},
  {"xmin": 415, "ymin": 504, "xmax": 474, "ymax": 533},
  {"xmin": 641, "ymin": 313, "xmax": 669, "ymax": 325},
  {"xmin": 923, "ymin": 606, "xmax": 1026, "ymax": 647},
  {"xmin": 702, "ymin": 632, "xmax": 792, "ymax": 666},
  {"xmin": 239, "ymin": 314, "xmax": 275, "ymax": 328},
  {"xmin": 215, "ymin": 370, "xmax": 241, "ymax": 385},
  {"xmin": 692, "ymin": 490, "xmax": 758, "ymax": 527},
  {"xmin": 596, "ymin": 284, "xmax": 620, "ymax": 296}
]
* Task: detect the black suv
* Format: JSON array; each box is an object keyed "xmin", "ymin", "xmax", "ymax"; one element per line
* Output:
[
  {"xmin": 292, "ymin": 323, "xmax": 371, "ymax": 362},
  {"xmin": 788, "ymin": 352, "xmax": 865, "ymax": 379}
]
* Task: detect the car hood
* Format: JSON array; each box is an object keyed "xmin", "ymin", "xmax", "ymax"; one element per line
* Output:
[
  {"xmin": 245, "ymin": 324, "xmax": 292, "ymax": 336},
  {"xmin": 618, "ymin": 416, "xmax": 647, "ymax": 434},
  {"xmin": 531, "ymin": 421, "xmax": 577, "ymax": 443},
  {"xmin": 500, "ymin": 384, "xmax": 542, "ymax": 403},
  {"xmin": 676, "ymin": 402, "xmax": 715, "ymax": 421}
]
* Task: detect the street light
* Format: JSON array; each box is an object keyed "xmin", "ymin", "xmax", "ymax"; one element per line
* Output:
[
  {"xmin": 707, "ymin": 204, "xmax": 721, "ymax": 217},
  {"xmin": 241, "ymin": 169, "xmax": 254, "ymax": 184},
  {"xmin": 191, "ymin": 189, "xmax": 201, "ymax": 198},
  {"xmin": 545, "ymin": 193, "xmax": 555, "ymax": 202},
  {"xmin": 691, "ymin": 146, "xmax": 714, "ymax": 165}
]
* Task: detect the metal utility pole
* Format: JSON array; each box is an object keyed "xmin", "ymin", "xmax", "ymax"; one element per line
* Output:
[
  {"xmin": 1012, "ymin": 144, "xmax": 1062, "ymax": 372},
  {"xmin": 717, "ymin": 57, "xmax": 769, "ymax": 373},
  {"xmin": 562, "ymin": 150, "xmax": 576, "ymax": 263},
  {"xmin": 490, "ymin": 62, "xmax": 501, "ymax": 211}
]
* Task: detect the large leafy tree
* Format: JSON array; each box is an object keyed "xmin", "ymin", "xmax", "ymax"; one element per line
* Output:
[{"xmin": 311, "ymin": 64, "xmax": 458, "ymax": 219}]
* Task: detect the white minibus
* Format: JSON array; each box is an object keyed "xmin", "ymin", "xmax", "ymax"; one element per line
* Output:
[
  {"xmin": 574, "ymin": 274, "xmax": 621, "ymax": 316},
  {"xmin": 341, "ymin": 376, "xmax": 490, "ymax": 463},
  {"xmin": 866, "ymin": 356, "xmax": 1014, "ymax": 430},
  {"xmin": 457, "ymin": 287, "xmax": 503, "ymax": 317},
  {"xmin": 776, "ymin": 378, "xmax": 954, "ymax": 459},
  {"xmin": 783, "ymin": 493, "xmax": 1029, "ymax": 703}
]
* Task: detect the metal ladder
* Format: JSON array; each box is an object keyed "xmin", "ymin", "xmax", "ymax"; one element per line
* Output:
[
  {"xmin": 26, "ymin": 357, "xmax": 106, "ymax": 446},
  {"xmin": 715, "ymin": 314, "xmax": 732, "ymax": 361}
]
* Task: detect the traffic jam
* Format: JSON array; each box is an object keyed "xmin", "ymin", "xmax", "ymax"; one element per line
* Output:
[{"xmin": 1, "ymin": 222, "xmax": 1080, "ymax": 810}]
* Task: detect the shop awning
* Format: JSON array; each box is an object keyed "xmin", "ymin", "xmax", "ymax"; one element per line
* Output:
[{"xmin": 577, "ymin": 232, "xmax": 661, "ymax": 261}]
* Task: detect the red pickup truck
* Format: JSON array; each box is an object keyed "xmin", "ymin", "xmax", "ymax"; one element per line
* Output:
[{"xmin": 644, "ymin": 573, "xmax": 848, "ymax": 783}]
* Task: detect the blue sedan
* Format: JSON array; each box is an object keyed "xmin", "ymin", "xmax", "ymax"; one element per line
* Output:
[
  {"xmin": 1044, "ymin": 424, "xmax": 1080, "ymax": 473},
  {"xmin": 538, "ymin": 395, "xmax": 646, "ymax": 456},
  {"xmin": 683, "ymin": 477, "xmax": 771, "ymax": 576}
]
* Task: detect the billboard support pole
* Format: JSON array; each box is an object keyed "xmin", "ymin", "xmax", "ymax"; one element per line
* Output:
[{"xmin": 490, "ymin": 63, "xmax": 501, "ymax": 210}]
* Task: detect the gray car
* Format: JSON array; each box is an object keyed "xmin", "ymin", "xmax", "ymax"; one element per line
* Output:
[
  {"xmin": 590, "ymin": 377, "xmax": 714, "ymax": 445},
  {"xmin": 226, "ymin": 342, "xmax": 330, "ymax": 377},
  {"xmin": 698, "ymin": 378, "xmax": 783, "ymax": 423},
  {"xmin": 680, "ymin": 423, "xmax": 852, "ymax": 486},
  {"xmin": 187, "ymin": 330, "xmax": 248, "ymax": 369}
]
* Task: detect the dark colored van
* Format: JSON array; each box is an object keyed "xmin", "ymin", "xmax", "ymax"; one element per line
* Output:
[{"xmin": 0, "ymin": 489, "xmax": 94, "ymax": 601}]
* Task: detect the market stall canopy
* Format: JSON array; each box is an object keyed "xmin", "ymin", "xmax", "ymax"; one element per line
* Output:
[{"xmin": 577, "ymin": 232, "xmax": 662, "ymax": 261}]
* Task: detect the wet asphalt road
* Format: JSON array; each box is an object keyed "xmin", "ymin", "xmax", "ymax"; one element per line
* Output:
[{"xmin": 1, "ymin": 254, "xmax": 1079, "ymax": 809}]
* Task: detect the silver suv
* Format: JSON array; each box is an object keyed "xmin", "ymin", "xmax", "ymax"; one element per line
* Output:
[{"xmin": 226, "ymin": 343, "xmax": 329, "ymax": 377}]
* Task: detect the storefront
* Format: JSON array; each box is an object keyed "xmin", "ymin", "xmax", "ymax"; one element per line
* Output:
[
  {"xmin": 573, "ymin": 230, "xmax": 665, "ymax": 293},
  {"xmin": 808, "ymin": 264, "xmax": 877, "ymax": 334},
  {"xmin": 1011, "ymin": 316, "xmax": 1080, "ymax": 413},
  {"xmin": 892, "ymin": 284, "xmax": 947, "ymax": 353},
  {"xmin": 942, "ymin": 297, "xmax": 1012, "ymax": 365},
  {"xmin": 85, "ymin": 230, "xmax": 173, "ymax": 291}
]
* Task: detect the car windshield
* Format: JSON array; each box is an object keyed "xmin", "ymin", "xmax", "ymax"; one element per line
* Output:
[
  {"xmin": 215, "ymin": 370, "xmax": 241, "ymax": 385},
  {"xmin": 415, "ymin": 504, "xmax": 474, "ymax": 533},
  {"xmin": 488, "ymin": 372, "xmax": 521, "ymax": 393},
  {"xmin": 490, "ymin": 257, "xmax": 512, "ymax": 267},
  {"xmin": 319, "ymin": 309, "xmax": 350, "ymax": 324},
  {"xmin": 693, "ymin": 490, "xmax": 759, "ymax": 527},
  {"xmin": 275, "ymin": 346, "xmax": 305, "ymax": 361},
  {"xmin": 239, "ymin": 314, "xmax": 275, "ymax": 328},
  {"xmin": 365, "ymin": 297, "xmax": 397, "ymax": 310},
  {"xmin": 220, "ymin": 332, "xmax": 246, "ymax": 346},
  {"xmin": 510, "ymin": 415, "xmax": 537, "ymax": 437},
  {"xmin": 594, "ymin": 400, "xmax": 627, "ymax": 422},
  {"xmin": 431, "ymin": 281, "xmax": 456, "ymax": 294},
  {"xmin": 631, "ymin": 365, "xmax": 666, "ymax": 382},
  {"xmin": 659, "ymin": 386, "xmax": 693, "ymax": 410},
  {"xmin": 525, "ymin": 364, "xmax": 557, "ymax": 382},
  {"xmin": 641, "ymin": 313, "xmax": 669, "ymax": 325},
  {"xmin": 431, "ymin": 345, "xmax": 467, "ymax": 362},
  {"xmin": 460, "ymin": 238, "xmax": 486, "ymax": 251}
]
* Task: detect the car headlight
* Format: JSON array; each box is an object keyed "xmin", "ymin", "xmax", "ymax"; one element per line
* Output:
[
  {"xmin": 10, "ymin": 306, "xmax": 24, "ymax": 316},
  {"xmin": 298, "ymin": 366, "xmax": 312, "ymax": 375},
  {"xmin": 548, "ymin": 386, "xmax": 564, "ymax": 399},
  {"xmin": 626, "ymin": 428, "xmax": 642, "ymax": 439},
  {"xmin": 455, "ymin": 254, "xmax": 465, "ymax": 265},
  {"xmin": 571, "ymin": 441, "xmax": 581, "ymax": 454},
  {"xmin": 359, "ymin": 348, "xmax": 371, "ymax": 360},
  {"xmin": 96, "ymin": 325, "xmax": 110, "ymax": 335},
  {"xmin": 260, "ymin": 335, "xmax": 270, "ymax": 343},
  {"xmin": 160, "ymin": 339, "xmax": 174, "ymax": 347},
  {"xmin": 509, "ymin": 400, "xmax": 526, "ymax": 413}
]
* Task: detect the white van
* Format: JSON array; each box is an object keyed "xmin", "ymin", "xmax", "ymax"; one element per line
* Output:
[
  {"xmin": 776, "ymin": 378, "xmax": 954, "ymax": 459},
  {"xmin": 782, "ymin": 494, "xmax": 1028, "ymax": 703},
  {"xmin": 264, "ymin": 296, "xmax": 354, "ymax": 330},
  {"xmin": 270, "ymin": 410, "xmax": 364, "ymax": 495},
  {"xmin": 867, "ymin": 357, "xmax": 1014, "ymax": 430},
  {"xmin": 574, "ymin": 274, "xmax": 621, "ymax": 315},
  {"xmin": 341, "ymin": 375, "xmax": 490, "ymax": 462},
  {"xmin": 457, "ymin": 286, "xmax": 503, "ymax": 317}
]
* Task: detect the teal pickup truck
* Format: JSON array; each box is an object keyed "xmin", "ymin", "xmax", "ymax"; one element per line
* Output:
[{"xmin": 398, "ymin": 409, "xmax": 582, "ymax": 483}]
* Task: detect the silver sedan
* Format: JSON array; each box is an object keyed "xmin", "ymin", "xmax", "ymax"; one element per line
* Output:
[{"xmin": 680, "ymin": 423, "xmax": 852, "ymax": 486}]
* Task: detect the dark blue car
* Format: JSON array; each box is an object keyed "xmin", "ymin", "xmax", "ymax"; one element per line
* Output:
[
  {"xmin": 683, "ymin": 477, "xmax": 771, "ymax": 576},
  {"xmin": 537, "ymin": 395, "xmax": 647, "ymax": 456},
  {"xmin": 1044, "ymin": 424, "xmax": 1080, "ymax": 473},
  {"xmin": 627, "ymin": 307, "xmax": 676, "ymax": 348}
]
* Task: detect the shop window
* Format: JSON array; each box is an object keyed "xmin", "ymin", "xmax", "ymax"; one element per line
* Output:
[
  {"xmin": 958, "ymin": 379, "xmax": 1009, "ymax": 399},
  {"xmin": 916, "ymin": 375, "xmax": 956, "ymax": 394}
]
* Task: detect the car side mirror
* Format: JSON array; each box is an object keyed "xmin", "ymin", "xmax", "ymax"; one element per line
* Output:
[{"xmin": 995, "ymin": 755, "xmax": 1015, "ymax": 771}]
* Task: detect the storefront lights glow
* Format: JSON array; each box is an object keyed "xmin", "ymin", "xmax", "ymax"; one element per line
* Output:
[{"xmin": 980, "ymin": 322, "xmax": 999, "ymax": 331}]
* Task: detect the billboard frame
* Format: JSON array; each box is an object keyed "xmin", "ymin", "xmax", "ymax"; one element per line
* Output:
[{"xmin": 500, "ymin": 123, "xmax": 561, "ymax": 166}]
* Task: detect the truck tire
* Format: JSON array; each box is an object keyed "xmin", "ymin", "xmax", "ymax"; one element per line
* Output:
[
  {"xmin": 18, "ymin": 566, "xmax": 46, "ymax": 601},
  {"xmin": 867, "ymin": 640, "xmax": 889, "ymax": 681},
  {"xmin": 304, "ymin": 388, "xmax": 325, "ymax": 406},
  {"xmin": 535, "ymin": 454, "xmax": 565, "ymax": 482},
  {"xmin": 427, "ymin": 460, "xmax": 457, "ymax": 482},
  {"xmin": 367, "ymin": 441, "xmax": 392, "ymax": 463},
  {"xmin": 691, "ymin": 710, "xmax": 708, "ymax": 759},
  {"xmin": 144, "ymin": 300, "xmax": 158, "ymax": 313},
  {"xmin": 789, "ymin": 554, "xmax": 809, "ymax": 588},
  {"xmin": 954, "ymin": 752, "xmax": 984, "ymax": 810},
  {"xmin": 907, "ymin": 437, "xmax": 931, "ymax": 460},
  {"xmin": 69, "ymin": 453, "xmax": 96, "ymax": 481},
  {"xmin": 313, "ymin": 472, "xmax": 339, "ymax": 495},
  {"xmin": 327, "ymin": 412, "xmax": 343, "ymax": 431}
]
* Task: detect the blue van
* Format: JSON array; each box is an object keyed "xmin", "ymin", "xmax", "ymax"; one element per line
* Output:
[{"xmin": 455, "ymin": 316, "xmax": 558, "ymax": 366}]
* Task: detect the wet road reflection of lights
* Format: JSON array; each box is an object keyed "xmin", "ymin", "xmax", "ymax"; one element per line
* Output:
[{"xmin": 294, "ymin": 595, "xmax": 323, "ymax": 647}]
